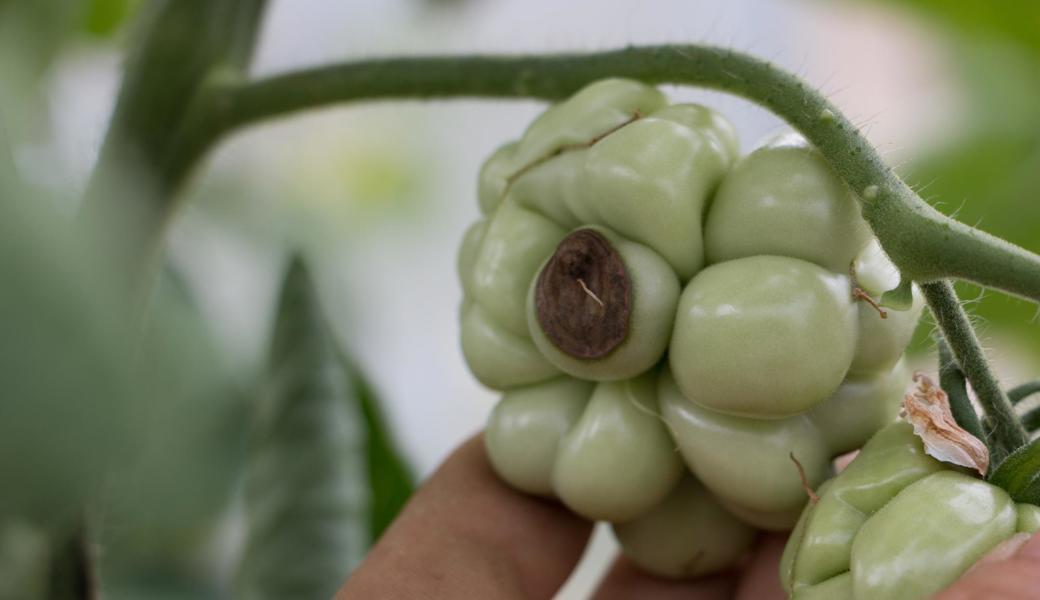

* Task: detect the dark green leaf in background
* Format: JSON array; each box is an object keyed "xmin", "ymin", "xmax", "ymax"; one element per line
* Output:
[
  {"xmin": 235, "ymin": 256, "xmax": 417, "ymax": 598},
  {"xmin": 98, "ymin": 267, "xmax": 247, "ymax": 600},
  {"xmin": 235, "ymin": 258, "xmax": 369, "ymax": 599},
  {"xmin": 989, "ymin": 437, "xmax": 1040, "ymax": 505},
  {"xmin": 349, "ymin": 365, "xmax": 415, "ymax": 542}
]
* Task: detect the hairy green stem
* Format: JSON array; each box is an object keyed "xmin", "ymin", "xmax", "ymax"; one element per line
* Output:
[
  {"xmin": 1024, "ymin": 408, "xmax": 1040, "ymax": 432},
  {"xmin": 175, "ymin": 45, "xmax": 1040, "ymax": 302},
  {"xmin": 922, "ymin": 280, "xmax": 1028, "ymax": 458},
  {"xmin": 937, "ymin": 337, "xmax": 987, "ymax": 446},
  {"xmin": 1010, "ymin": 380, "xmax": 1040, "ymax": 405}
]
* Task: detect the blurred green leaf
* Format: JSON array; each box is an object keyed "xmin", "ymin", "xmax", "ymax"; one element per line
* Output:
[
  {"xmin": 0, "ymin": 190, "xmax": 140, "ymax": 527},
  {"xmin": 867, "ymin": 0, "xmax": 1040, "ymax": 57},
  {"xmin": 235, "ymin": 258, "xmax": 368, "ymax": 599},
  {"xmin": 856, "ymin": 0, "xmax": 1040, "ymax": 358},
  {"xmin": 350, "ymin": 366, "xmax": 415, "ymax": 541},
  {"xmin": 0, "ymin": 522, "xmax": 48, "ymax": 600},
  {"xmin": 98, "ymin": 267, "xmax": 246, "ymax": 599},
  {"xmin": 0, "ymin": 0, "xmax": 84, "ymax": 145},
  {"xmin": 84, "ymin": 0, "xmax": 138, "ymax": 37}
]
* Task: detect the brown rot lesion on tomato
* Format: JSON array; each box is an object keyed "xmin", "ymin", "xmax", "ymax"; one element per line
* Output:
[{"xmin": 534, "ymin": 228, "xmax": 631, "ymax": 359}]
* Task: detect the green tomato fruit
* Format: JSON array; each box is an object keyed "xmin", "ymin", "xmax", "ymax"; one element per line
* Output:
[
  {"xmin": 659, "ymin": 367, "xmax": 831, "ymax": 530},
  {"xmin": 461, "ymin": 79, "xmax": 737, "ymax": 391},
  {"xmin": 704, "ymin": 132, "xmax": 870, "ymax": 273},
  {"xmin": 660, "ymin": 359, "xmax": 906, "ymax": 530},
  {"xmin": 612, "ymin": 476, "xmax": 756, "ymax": 579},
  {"xmin": 669, "ymin": 255, "xmax": 857, "ymax": 418},
  {"xmin": 511, "ymin": 78, "xmax": 668, "ymax": 168},
  {"xmin": 582, "ymin": 105, "xmax": 735, "ymax": 280},
  {"xmin": 553, "ymin": 373, "xmax": 683, "ymax": 521},
  {"xmin": 485, "ymin": 376, "xmax": 593, "ymax": 495},
  {"xmin": 527, "ymin": 226, "xmax": 679, "ymax": 381},
  {"xmin": 469, "ymin": 202, "xmax": 567, "ymax": 337},
  {"xmin": 781, "ymin": 421, "xmax": 1040, "ymax": 600},
  {"xmin": 850, "ymin": 471, "xmax": 1016, "ymax": 599},
  {"xmin": 477, "ymin": 141, "xmax": 519, "ymax": 216},
  {"xmin": 485, "ymin": 373, "xmax": 682, "ymax": 522},
  {"xmin": 459, "ymin": 301, "xmax": 559, "ymax": 389},
  {"xmin": 806, "ymin": 359, "xmax": 907, "ymax": 455}
]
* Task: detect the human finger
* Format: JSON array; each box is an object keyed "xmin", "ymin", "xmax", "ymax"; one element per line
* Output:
[{"xmin": 336, "ymin": 434, "xmax": 594, "ymax": 599}]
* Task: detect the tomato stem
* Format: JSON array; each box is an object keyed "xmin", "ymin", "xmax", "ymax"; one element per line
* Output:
[
  {"xmin": 922, "ymin": 281, "xmax": 1028, "ymax": 458},
  {"xmin": 200, "ymin": 46, "xmax": 1040, "ymax": 302}
]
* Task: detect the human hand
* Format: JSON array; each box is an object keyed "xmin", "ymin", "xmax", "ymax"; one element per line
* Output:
[
  {"xmin": 335, "ymin": 434, "xmax": 786, "ymax": 599},
  {"xmin": 937, "ymin": 532, "xmax": 1040, "ymax": 599}
]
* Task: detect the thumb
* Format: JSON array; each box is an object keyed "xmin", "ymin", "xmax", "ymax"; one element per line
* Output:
[{"xmin": 936, "ymin": 531, "xmax": 1040, "ymax": 600}]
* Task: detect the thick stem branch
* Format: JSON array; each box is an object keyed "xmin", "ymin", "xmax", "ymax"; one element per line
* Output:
[
  {"xmin": 922, "ymin": 280, "xmax": 1029, "ymax": 458},
  {"xmin": 181, "ymin": 46, "xmax": 1040, "ymax": 302}
]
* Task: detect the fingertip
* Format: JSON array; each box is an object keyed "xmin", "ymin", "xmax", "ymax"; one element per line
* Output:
[
  {"xmin": 1015, "ymin": 531, "xmax": 1040, "ymax": 562},
  {"xmin": 340, "ymin": 433, "xmax": 594, "ymax": 599},
  {"xmin": 733, "ymin": 532, "xmax": 788, "ymax": 600},
  {"xmin": 593, "ymin": 556, "xmax": 735, "ymax": 600}
]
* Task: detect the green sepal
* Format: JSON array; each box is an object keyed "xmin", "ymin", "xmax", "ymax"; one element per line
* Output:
[
  {"xmin": 879, "ymin": 277, "xmax": 914, "ymax": 311},
  {"xmin": 989, "ymin": 437, "xmax": 1040, "ymax": 505}
]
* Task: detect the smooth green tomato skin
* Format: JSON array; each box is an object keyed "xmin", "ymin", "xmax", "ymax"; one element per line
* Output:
[
  {"xmin": 457, "ymin": 220, "xmax": 488, "ymax": 299},
  {"xmin": 477, "ymin": 141, "xmax": 518, "ymax": 216},
  {"xmin": 582, "ymin": 107, "xmax": 732, "ymax": 280},
  {"xmin": 612, "ymin": 476, "xmax": 755, "ymax": 579},
  {"xmin": 659, "ymin": 368, "xmax": 830, "ymax": 530},
  {"xmin": 484, "ymin": 373, "xmax": 682, "ymax": 523},
  {"xmin": 484, "ymin": 377, "xmax": 592, "ymax": 495},
  {"xmin": 511, "ymin": 78, "xmax": 667, "ymax": 168},
  {"xmin": 704, "ymin": 132, "xmax": 870, "ymax": 273},
  {"xmin": 526, "ymin": 226, "xmax": 680, "ymax": 382},
  {"xmin": 660, "ymin": 363, "xmax": 905, "ymax": 531},
  {"xmin": 470, "ymin": 202, "xmax": 567, "ymax": 338},
  {"xmin": 1018, "ymin": 503, "xmax": 1040, "ymax": 532},
  {"xmin": 782, "ymin": 422, "xmax": 1040, "ymax": 600},
  {"xmin": 459, "ymin": 301, "xmax": 559, "ymax": 389},
  {"xmin": 851, "ymin": 471, "xmax": 1016, "ymax": 600},
  {"xmin": 553, "ymin": 373, "xmax": 683, "ymax": 521},
  {"xmin": 806, "ymin": 360, "xmax": 906, "ymax": 456},
  {"xmin": 669, "ymin": 255, "xmax": 857, "ymax": 419}
]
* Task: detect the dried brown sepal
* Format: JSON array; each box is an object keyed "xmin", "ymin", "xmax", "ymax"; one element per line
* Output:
[
  {"xmin": 901, "ymin": 372, "xmax": 989, "ymax": 475},
  {"xmin": 789, "ymin": 452, "xmax": 819, "ymax": 504},
  {"xmin": 852, "ymin": 286, "xmax": 887, "ymax": 319}
]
